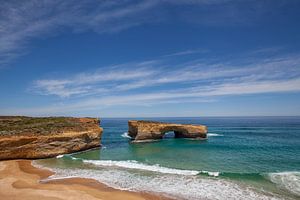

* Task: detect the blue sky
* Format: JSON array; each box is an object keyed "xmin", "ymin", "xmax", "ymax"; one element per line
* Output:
[{"xmin": 0, "ymin": 0, "xmax": 300, "ymax": 117}]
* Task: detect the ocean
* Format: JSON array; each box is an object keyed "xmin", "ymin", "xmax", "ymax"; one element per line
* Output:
[{"xmin": 35, "ymin": 117, "xmax": 300, "ymax": 200}]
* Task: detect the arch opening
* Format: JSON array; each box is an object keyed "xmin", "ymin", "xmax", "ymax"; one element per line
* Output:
[
  {"xmin": 161, "ymin": 127, "xmax": 187, "ymax": 139},
  {"xmin": 163, "ymin": 131, "xmax": 175, "ymax": 138}
]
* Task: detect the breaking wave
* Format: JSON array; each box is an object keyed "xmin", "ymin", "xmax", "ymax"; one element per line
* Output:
[
  {"xmin": 121, "ymin": 132, "xmax": 132, "ymax": 139},
  {"xmin": 83, "ymin": 159, "xmax": 200, "ymax": 176},
  {"xmin": 34, "ymin": 157, "xmax": 284, "ymax": 200},
  {"xmin": 266, "ymin": 171, "xmax": 300, "ymax": 197},
  {"xmin": 42, "ymin": 165, "xmax": 279, "ymax": 200},
  {"xmin": 55, "ymin": 154, "xmax": 81, "ymax": 160},
  {"xmin": 207, "ymin": 133, "xmax": 224, "ymax": 137}
]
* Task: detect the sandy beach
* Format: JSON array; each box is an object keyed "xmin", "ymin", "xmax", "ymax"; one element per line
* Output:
[{"xmin": 0, "ymin": 160, "xmax": 170, "ymax": 200}]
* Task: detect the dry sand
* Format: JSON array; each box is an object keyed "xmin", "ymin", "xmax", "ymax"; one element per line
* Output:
[{"xmin": 0, "ymin": 160, "xmax": 171, "ymax": 200}]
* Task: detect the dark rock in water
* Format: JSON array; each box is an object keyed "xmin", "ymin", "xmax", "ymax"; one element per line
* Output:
[
  {"xmin": 0, "ymin": 116, "xmax": 103, "ymax": 160},
  {"xmin": 128, "ymin": 120, "xmax": 207, "ymax": 142}
]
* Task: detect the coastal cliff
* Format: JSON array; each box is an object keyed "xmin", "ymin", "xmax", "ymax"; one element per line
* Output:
[
  {"xmin": 128, "ymin": 120, "xmax": 207, "ymax": 142},
  {"xmin": 0, "ymin": 116, "xmax": 103, "ymax": 160}
]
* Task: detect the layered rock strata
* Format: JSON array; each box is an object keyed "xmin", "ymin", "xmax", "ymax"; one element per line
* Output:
[
  {"xmin": 128, "ymin": 120, "xmax": 207, "ymax": 142},
  {"xmin": 0, "ymin": 116, "xmax": 103, "ymax": 160}
]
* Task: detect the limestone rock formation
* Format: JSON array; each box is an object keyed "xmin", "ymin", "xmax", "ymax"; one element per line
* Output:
[
  {"xmin": 128, "ymin": 120, "xmax": 207, "ymax": 142},
  {"xmin": 0, "ymin": 116, "xmax": 103, "ymax": 160}
]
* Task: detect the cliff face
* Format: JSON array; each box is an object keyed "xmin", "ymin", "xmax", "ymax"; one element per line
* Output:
[
  {"xmin": 0, "ymin": 116, "xmax": 103, "ymax": 160},
  {"xmin": 128, "ymin": 120, "xmax": 207, "ymax": 142}
]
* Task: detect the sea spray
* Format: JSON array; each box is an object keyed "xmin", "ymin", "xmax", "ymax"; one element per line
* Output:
[
  {"xmin": 267, "ymin": 172, "xmax": 300, "ymax": 196},
  {"xmin": 121, "ymin": 132, "xmax": 132, "ymax": 139},
  {"xmin": 40, "ymin": 164, "xmax": 281, "ymax": 200},
  {"xmin": 207, "ymin": 133, "xmax": 224, "ymax": 137},
  {"xmin": 82, "ymin": 159, "xmax": 199, "ymax": 176}
]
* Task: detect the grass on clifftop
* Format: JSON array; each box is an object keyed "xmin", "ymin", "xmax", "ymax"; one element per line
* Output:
[{"xmin": 0, "ymin": 116, "xmax": 98, "ymax": 136}]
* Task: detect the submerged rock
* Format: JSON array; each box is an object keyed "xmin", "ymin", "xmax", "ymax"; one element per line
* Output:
[
  {"xmin": 0, "ymin": 116, "xmax": 103, "ymax": 160},
  {"xmin": 128, "ymin": 120, "xmax": 207, "ymax": 142}
]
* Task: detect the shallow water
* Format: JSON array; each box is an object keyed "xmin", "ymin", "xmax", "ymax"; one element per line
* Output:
[{"xmin": 36, "ymin": 117, "xmax": 300, "ymax": 200}]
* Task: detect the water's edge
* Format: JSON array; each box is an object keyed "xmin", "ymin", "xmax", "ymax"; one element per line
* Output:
[{"xmin": 34, "ymin": 155, "xmax": 299, "ymax": 200}]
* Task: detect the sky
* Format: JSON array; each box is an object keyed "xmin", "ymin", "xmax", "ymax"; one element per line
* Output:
[{"xmin": 0, "ymin": 0, "xmax": 300, "ymax": 117}]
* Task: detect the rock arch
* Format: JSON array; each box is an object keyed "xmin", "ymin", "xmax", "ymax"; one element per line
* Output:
[{"xmin": 128, "ymin": 120, "xmax": 207, "ymax": 142}]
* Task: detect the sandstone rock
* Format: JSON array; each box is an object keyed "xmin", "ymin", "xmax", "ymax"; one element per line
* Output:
[
  {"xmin": 0, "ymin": 116, "xmax": 103, "ymax": 160},
  {"xmin": 128, "ymin": 120, "xmax": 207, "ymax": 142}
]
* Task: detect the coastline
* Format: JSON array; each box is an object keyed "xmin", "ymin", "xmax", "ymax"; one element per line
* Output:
[{"xmin": 0, "ymin": 160, "xmax": 171, "ymax": 200}]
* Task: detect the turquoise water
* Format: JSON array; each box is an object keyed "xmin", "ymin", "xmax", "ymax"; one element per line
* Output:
[{"xmin": 36, "ymin": 117, "xmax": 300, "ymax": 200}]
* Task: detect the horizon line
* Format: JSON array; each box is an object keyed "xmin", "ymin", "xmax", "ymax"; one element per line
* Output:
[{"xmin": 1, "ymin": 115, "xmax": 300, "ymax": 118}]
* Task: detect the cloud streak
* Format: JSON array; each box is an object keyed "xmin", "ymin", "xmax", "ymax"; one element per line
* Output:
[
  {"xmin": 4, "ymin": 50, "xmax": 294, "ymax": 115},
  {"xmin": 0, "ymin": 0, "xmax": 159, "ymax": 66},
  {"xmin": 33, "ymin": 52, "xmax": 300, "ymax": 98},
  {"xmin": 1, "ymin": 0, "xmax": 292, "ymax": 66},
  {"xmin": 4, "ymin": 77, "xmax": 300, "ymax": 116}
]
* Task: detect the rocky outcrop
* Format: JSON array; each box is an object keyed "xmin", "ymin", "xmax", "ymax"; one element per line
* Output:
[
  {"xmin": 128, "ymin": 120, "xmax": 207, "ymax": 142},
  {"xmin": 0, "ymin": 116, "xmax": 103, "ymax": 160}
]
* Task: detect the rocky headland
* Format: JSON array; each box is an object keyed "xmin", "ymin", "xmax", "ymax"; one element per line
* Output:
[
  {"xmin": 128, "ymin": 120, "xmax": 207, "ymax": 142},
  {"xmin": 0, "ymin": 116, "xmax": 103, "ymax": 160}
]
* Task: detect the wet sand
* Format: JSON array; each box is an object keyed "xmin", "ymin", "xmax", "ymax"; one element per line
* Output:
[{"xmin": 0, "ymin": 160, "xmax": 171, "ymax": 200}]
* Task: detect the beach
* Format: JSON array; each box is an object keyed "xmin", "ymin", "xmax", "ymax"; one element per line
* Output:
[
  {"xmin": 1, "ymin": 117, "xmax": 299, "ymax": 200},
  {"xmin": 0, "ymin": 160, "xmax": 169, "ymax": 200}
]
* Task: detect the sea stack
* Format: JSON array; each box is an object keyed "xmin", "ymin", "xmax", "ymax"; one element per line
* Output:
[
  {"xmin": 128, "ymin": 120, "xmax": 207, "ymax": 142},
  {"xmin": 0, "ymin": 116, "xmax": 103, "ymax": 160}
]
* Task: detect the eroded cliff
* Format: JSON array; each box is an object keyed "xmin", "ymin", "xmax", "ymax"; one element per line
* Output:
[
  {"xmin": 0, "ymin": 116, "xmax": 103, "ymax": 160},
  {"xmin": 128, "ymin": 120, "xmax": 207, "ymax": 142}
]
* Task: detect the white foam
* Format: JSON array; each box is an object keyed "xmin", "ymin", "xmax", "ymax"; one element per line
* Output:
[
  {"xmin": 56, "ymin": 155, "xmax": 81, "ymax": 160},
  {"xmin": 83, "ymin": 160, "xmax": 199, "ymax": 176},
  {"xmin": 121, "ymin": 132, "xmax": 132, "ymax": 139},
  {"xmin": 32, "ymin": 161, "xmax": 54, "ymax": 172},
  {"xmin": 201, "ymin": 171, "xmax": 220, "ymax": 177},
  {"xmin": 40, "ymin": 175, "xmax": 80, "ymax": 183},
  {"xmin": 44, "ymin": 166, "xmax": 280, "ymax": 200},
  {"xmin": 207, "ymin": 133, "xmax": 224, "ymax": 137},
  {"xmin": 267, "ymin": 171, "xmax": 300, "ymax": 196}
]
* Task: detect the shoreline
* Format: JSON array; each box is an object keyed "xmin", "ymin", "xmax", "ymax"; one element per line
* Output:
[{"xmin": 0, "ymin": 160, "xmax": 171, "ymax": 200}]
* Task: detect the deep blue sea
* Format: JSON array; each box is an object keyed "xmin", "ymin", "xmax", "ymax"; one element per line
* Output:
[{"xmin": 36, "ymin": 117, "xmax": 300, "ymax": 200}]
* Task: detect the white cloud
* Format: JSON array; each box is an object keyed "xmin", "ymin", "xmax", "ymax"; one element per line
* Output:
[
  {"xmin": 0, "ymin": 51, "xmax": 293, "ymax": 115},
  {"xmin": 33, "ymin": 63, "xmax": 158, "ymax": 97},
  {"xmin": 0, "ymin": 0, "xmax": 290, "ymax": 66},
  {"xmin": 0, "ymin": 0, "xmax": 160, "ymax": 66},
  {"xmin": 4, "ymin": 76, "xmax": 300, "ymax": 116},
  {"xmin": 32, "ymin": 52, "xmax": 300, "ymax": 98},
  {"xmin": 198, "ymin": 78, "xmax": 300, "ymax": 96},
  {"xmin": 162, "ymin": 49, "xmax": 208, "ymax": 57}
]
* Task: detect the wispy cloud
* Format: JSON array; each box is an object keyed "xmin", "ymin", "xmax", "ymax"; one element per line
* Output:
[
  {"xmin": 162, "ymin": 49, "xmax": 208, "ymax": 57},
  {"xmin": 33, "ymin": 51, "xmax": 300, "ymax": 98},
  {"xmin": 9, "ymin": 50, "xmax": 296, "ymax": 115},
  {"xmin": 1, "ymin": 0, "xmax": 291, "ymax": 66},
  {"xmin": 33, "ymin": 62, "xmax": 159, "ymax": 98},
  {"xmin": 0, "ymin": 0, "xmax": 160, "ymax": 66},
  {"xmin": 5, "ymin": 77, "xmax": 300, "ymax": 116}
]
